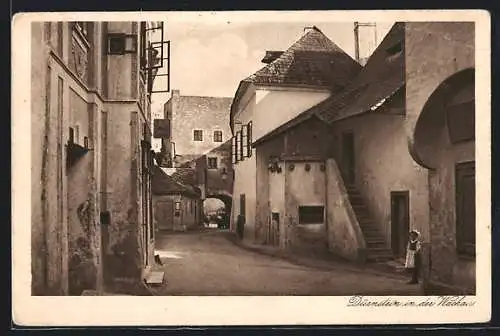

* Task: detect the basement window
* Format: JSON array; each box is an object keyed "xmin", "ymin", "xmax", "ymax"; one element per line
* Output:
[{"xmin": 298, "ymin": 206, "xmax": 324, "ymax": 224}]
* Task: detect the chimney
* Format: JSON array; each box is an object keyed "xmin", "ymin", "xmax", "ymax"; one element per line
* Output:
[
  {"xmin": 261, "ymin": 51, "xmax": 284, "ymax": 64},
  {"xmin": 354, "ymin": 22, "xmax": 378, "ymax": 65}
]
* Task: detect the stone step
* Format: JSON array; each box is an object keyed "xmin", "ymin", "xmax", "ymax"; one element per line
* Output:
[{"xmin": 366, "ymin": 240, "xmax": 387, "ymax": 247}]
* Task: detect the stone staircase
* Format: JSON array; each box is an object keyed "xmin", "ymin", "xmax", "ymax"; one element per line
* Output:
[{"xmin": 345, "ymin": 184, "xmax": 394, "ymax": 263}]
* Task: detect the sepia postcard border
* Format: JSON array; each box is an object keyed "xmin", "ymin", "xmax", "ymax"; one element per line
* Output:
[{"xmin": 12, "ymin": 10, "xmax": 491, "ymax": 326}]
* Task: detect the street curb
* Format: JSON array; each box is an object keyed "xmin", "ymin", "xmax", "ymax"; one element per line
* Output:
[{"xmin": 223, "ymin": 233, "xmax": 412, "ymax": 282}]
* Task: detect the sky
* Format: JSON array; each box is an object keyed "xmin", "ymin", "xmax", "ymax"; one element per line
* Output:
[{"xmin": 150, "ymin": 20, "xmax": 394, "ymax": 116}]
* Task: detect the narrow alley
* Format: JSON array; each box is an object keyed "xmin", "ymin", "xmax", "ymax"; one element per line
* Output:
[{"xmin": 152, "ymin": 230, "xmax": 420, "ymax": 296}]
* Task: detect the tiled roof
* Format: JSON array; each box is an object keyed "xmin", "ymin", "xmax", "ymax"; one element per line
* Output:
[
  {"xmin": 315, "ymin": 22, "xmax": 406, "ymax": 124},
  {"xmin": 171, "ymin": 168, "xmax": 198, "ymax": 186},
  {"xmin": 152, "ymin": 165, "xmax": 200, "ymax": 197},
  {"xmin": 246, "ymin": 26, "xmax": 361, "ymax": 90},
  {"xmin": 230, "ymin": 26, "xmax": 361, "ymax": 133}
]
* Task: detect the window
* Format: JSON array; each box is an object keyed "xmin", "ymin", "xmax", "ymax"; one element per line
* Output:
[
  {"xmin": 298, "ymin": 206, "xmax": 325, "ymax": 224},
  {"xmin": 447, "ymin": 101, "xmax": 475, "ymax": 144},
  {"xmin": 214, "ymin": 130, "xmax": 223, "ymax": 142},
  {"xmin": 246, "ymin": 122, "xmax": 253, "ymax": 157},
  {"xmin": 107, "ymin": 34, "xmax": 138, "ymax": 55},
  {"xmin": 386, "ymin": 41, "xmax": 403, "ymax": 56},
  {"xmin": 236, "ymin": 131, "xmax": 243, "ymax": 162},
  {"xmin": 242, "ymin": 125, "xmax": 248, "ymax": 157},
  {"xmin": 231, "ymin": 136, "xmax": 237, "ymax": 164},
  {"xmin": 207, "ymin": 157, "xmax": 218, "ymax": 169},
  {"xmin": 193, "ymin": 129, "xmax": 203, "ymax": 141}
]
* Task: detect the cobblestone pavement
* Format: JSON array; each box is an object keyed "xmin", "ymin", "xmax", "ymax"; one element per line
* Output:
[{"xmin": 152, "ymin": 230, "xmax": 421, "ymax": 296}]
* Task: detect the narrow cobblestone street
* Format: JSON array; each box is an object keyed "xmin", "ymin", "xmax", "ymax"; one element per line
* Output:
[{"xmin": 152, "ymin": 230, "xmax": 421, "ymax": 296}]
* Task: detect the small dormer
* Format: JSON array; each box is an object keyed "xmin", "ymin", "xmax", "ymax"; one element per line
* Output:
[{"xmin": 261, "ymin": 51, "xmax": 284, "ymax": 64}]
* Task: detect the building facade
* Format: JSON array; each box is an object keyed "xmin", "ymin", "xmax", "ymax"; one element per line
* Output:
[
  {"xmin": 152, "ymin": 166, "xmax": 202, "ymax": 232},
  {"xmin": 154, "ymin": 89, "xmax": 233, "ymax": 165},
  {"xmin": 405, "ymin": 22, "xmax": 476, "ymax": 294},
  {"xmin": 31, "ymin": 21, "xmax": 167, "ymax": 295},
  {"xmin": 153, "ymin": 90, "xmax": 234, "ymax": 217},
  {"xmin": 230, "ymin": 26, "xmax": 362, "ymax": 245}
]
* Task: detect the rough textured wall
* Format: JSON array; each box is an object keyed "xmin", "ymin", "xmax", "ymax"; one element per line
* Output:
[
  {"xmin": 428, "ymin": 124, "xmax": 475, "ymax": 289},
  {"xmin": 170, "ymin": 90, "xmax": 232, "ymax": 156},
  {"xmin": 284, "ymin": 116, "xmax": 333, "ymax": 157},
  {"xmin": 405, "ymin": 22, "xmax": 475, "ymax": 156},
  {"xmin": 325, "ymin": 159, "xmax": 367, "ymax": 262},
  {"xmin": 104, "ymin": 108, "xmax": 141, "ymax": 282},
  {"xmin": 105, "ymin": 22, "xmax": 137, "ymax": 100},
  {"xmin": 405, "ymin": 22, "xmax": 475, "ymax": 292},
  {"xmin": 255, "ymin": 136, "xmax": 285, "ymax": 243},
  {"xmin": 268, "ymin": 165, "xmax": 285, "ymax": 244},
  {"xmin": 330, "ymin": 113, "xmax": 429, "ymax": 246},
  {"xmin": 31, "ymin": 22, "xmax": 48, "ymax": 295},
  {"xmin": 205, "ymin": 139, "xmax": 233, "ymax": 197},
  {"xmin": 231, "ymin": 153, "xmax": 257, "ymax": 243},
  {"xmin": 285, "ymin": 161, "xmax": 327, "ymax": 255},
  {"xmin": 67, "ymin": 90, "xmax": 100, "ymax": 295}
]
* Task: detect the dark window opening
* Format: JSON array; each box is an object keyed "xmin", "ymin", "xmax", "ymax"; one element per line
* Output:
[
  {"xmin": 298, "ymin": 206, "xmax": 324, "ymax": 224},
  {"xmin": 447, "ymin": 101, "xmax": 475, "ymax": 144},
  {"xmin": 193, "ymin": 129, "xmax": 203, "ymax": 141},
  {"xmin": 107, "ymin": 34, "xmax": 137, "ymax": 55},
  {"xmin": 207, "ymin": 157, "xmax": 218, "ymax": 169},
  {"xmin": 386, "ymin": 42, "xmax": 403, "ymax": 56},
  {"xmin": 214, "ymin": 130, "xmax": 223, "ymax": 142},
  {"xmin": 108, "ymin": 35, "xmax": 125, "ymax": 54}
]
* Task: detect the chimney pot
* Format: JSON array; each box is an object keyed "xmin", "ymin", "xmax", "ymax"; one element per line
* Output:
[{"xmin": 261, "ymin": 51, "xmax": 284, "ymax": 64}]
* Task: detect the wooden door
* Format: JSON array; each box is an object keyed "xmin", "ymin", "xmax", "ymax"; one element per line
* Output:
[
  {"xmin": 456, "ymin": 161, "xmax": 475, "ymax": 255},
  {"xmin": 391, "ymin": 191, "xmax": 410, "ymax": 257},
  {"xmin": 156, "ymin": 200, "xmax": 174, "ymax": 231},
  {"xmin": 342, "ymin": 132, "xmax": 355, "ymax": 184}
]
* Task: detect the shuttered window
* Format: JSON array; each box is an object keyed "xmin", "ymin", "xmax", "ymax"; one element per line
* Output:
[
  {"xmin": 231, "ymin": 135, "xmax": 237, "ymax": 164},
  {"xmin": 236, "ymin": 131, "xmax": 242, "ymax": 162},
  {"xmin": 246, "ymin": 122, "xmax": 253, "ymax": 157},
  {"xmin": 241, "ymin": 125, "xmax": 248, "ymax": 160}
]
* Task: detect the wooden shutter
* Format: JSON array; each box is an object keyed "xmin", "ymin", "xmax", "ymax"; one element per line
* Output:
[
  {"xmin": 238, "ymin": 130, "xmax": 244, "ymax": 161},
  {"xmin": 241, "ymin": 125, "xmax": 248, "ymax": 159},
  {"xmin": 235, "ymin": 131, "xmax": 242, "ymax": 162},
  {"xmin": 246, "ymin": 122, "xmax": 252, "ymax": 157},
  {"xmin": 231, "ymin": 136, "xmax": 237, "ymax": 164}
]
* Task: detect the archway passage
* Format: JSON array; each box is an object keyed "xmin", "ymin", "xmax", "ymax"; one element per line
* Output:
[
  {"xmin": 203, "ymin": 194, "xmax": 232, "ymax": 230},
  {"xmin": 409, "ymin": 67, "xmax": 476, "ymax": 293},
  {"xmin": 410, "ymin": 68, "xmax": 475, "ymax": 170}
]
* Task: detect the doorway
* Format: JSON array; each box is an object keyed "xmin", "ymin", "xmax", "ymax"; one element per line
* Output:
[
  {"xmin": 342, "ymin": 131, "xmax": 355, "ymax": 184},
  {"xmin": 391, "ymin": 191, "xmax": 410, "ymax": 258},
  {"xmin": 156, "ymin": 200, "xmax": 174, "ymax": 231}
]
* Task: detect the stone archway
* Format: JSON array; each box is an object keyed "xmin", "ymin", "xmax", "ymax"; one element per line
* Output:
[
  {"xmin": 408, "ymin": 68, "xmax": 475, "ymax": 170},
  {"xmin": 203, "ymin": 193, "xmax": 233, "ymax": 229},
  {"xmin": 406, "ymin": 67, "xmax": 476, "ymax": 293}
]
